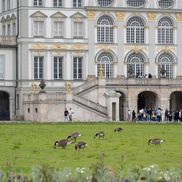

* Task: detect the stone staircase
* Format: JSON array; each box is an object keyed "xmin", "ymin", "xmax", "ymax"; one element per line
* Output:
[{"xmin": 73, "ymin": 79, "xmax": 108, "ymax": 118}]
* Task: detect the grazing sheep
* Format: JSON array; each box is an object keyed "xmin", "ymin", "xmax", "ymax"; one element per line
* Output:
[
  {"xmin": 94, "ymin": 131, "xmax": 105, "ymax": 139},
  {"xmin": 75, "ymin": 141, "xmax": 87, "ymax": 150},
  {"xmin": 148, "ymin": 138, "xmax": 165, "ymax": 145},
  {"xmin": 114, "ymin": 127, "xmax": 123, "ymax": 132},
  {"xmin": 54, "ymin": 139, "xmax": 72, "ymax": 149},
  {"xmin": 67, "ymin": 132, "xmax": 81, "ymax": 142}
]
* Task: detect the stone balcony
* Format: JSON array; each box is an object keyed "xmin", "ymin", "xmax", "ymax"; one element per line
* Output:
[{"xmin": 0, "ymin": 36, "xmax": 17, "ymax": 47}]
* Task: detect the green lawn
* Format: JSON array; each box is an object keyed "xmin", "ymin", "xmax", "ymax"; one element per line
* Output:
[{"xmin": 0, "ymin": 122, "xmax": 182, "ymax": 174}]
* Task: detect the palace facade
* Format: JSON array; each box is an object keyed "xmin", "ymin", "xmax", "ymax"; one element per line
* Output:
[{"xmin": 0, "ymin": 0, "xmax": 182, "ymax": 121}]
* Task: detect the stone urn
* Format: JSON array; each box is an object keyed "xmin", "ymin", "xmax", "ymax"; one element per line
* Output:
[{"xmin": 39, "ymin": 79, "xmax": 46, "ymax": 93}]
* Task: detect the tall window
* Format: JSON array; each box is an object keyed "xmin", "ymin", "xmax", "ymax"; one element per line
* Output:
[
  {"xmin": 97, "ymin": 52, "xmax": 114, "ymax": 78},
  {"xmin": 2, "ymin": 25, "xmax": 6, "ymax": 35},
  {"xmin": 53, "ymin": 0, "xmax": 62, "ymax": 7},
  {"xmin": 34, "ymin": 56, "xmax": 43, "ymax": 79},
  {"xmin": 73, "ymin": 57, "xmax": 82, "ymax": 79},
  {"xmin": 54, "ymin": 57, "xmax": 63, "ymax": 79},
  {"xmin": 12, "ymin": 23, "xmax": 16, "ymax": 35},
  {"xmin": 54, "ymin": 21, "xmax": 63, "ymax": 37},
  {"xmin": 0, "ymin": 55, "xmax": 5, "ymax": 79},
  {"xmin": 126, "ymin": 0, "xmax": 146, "ymax": 7},
  {"xmin": 158, "ymin": 17, "xmax": 173, "ymax": 44},
  {"xmin": 7, "ymin": 0, "xmax": 10, "ymax": 10},
  {"xmin": 34, "ymin": 0, "xmax": 42, "ymax": 6},
  {"xmin": 7, "ymin": 24, "xmax": 11, "ymax": 36},
  {"xmin": 158, "ymin": 0, "xmax": 174, "ymax": 9},
  {"xmin": 34, "ymin": 20, "xmax": 44, "ymax": 37},
  {"xmin": 98, "ymin": 0, "xmax": 113, "ymax": 7},
  {"xmin": 97, "ymin": 16, "xmax": 114, "ymax": 43},
  {"xmin": 157, "ymin": 53, "xmax": 174, "ymax": 78},
  {"xmin": 73, "ymin": 0, "xmax": 82, "ymax": 7},
  {"xmin": 73, "ymin": 22, "xmax": 83, "ymax": 38},
  {"xmin": 126, "ymin": 17, "xmax": 145, "ymax": 44},
  {"xmin": 2, "ymin": 0, "xmax": 6, "ymax": 11},
  {"xmin": 127, "ymin": 52, "xmax": 145, "ymax": 77}
]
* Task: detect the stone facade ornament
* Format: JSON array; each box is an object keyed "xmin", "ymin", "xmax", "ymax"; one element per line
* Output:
[
  {"xmin": 31, "ymin": 82, "xmax": 37, "ymax": 94},
  {"xmin": 99, "ymin": 65, "xmax": 104, "ymax": 79},
  {"xmin": 65, "ymin": 81, "xmax": 71, "ymax": 94},
  {"xmin": 148, "ymin": 13, "xmax": 156, "ymax": 22},
  {"xmin": 104, "ymin": 90, "xmax": 121, "ymax": 97},
  {"xmin": 176, "ymin": 13, "xmax": 182, "ymax": 22},
  {"xmin": 115, "ymin": 12, "xmax": 125, "ymax": 21},
  {"xmin": 87, "ymin": 11, "xmax": 96, "ymax": 20},
  {"xmin": 39, "ymin": 79, "xmax": 46, "ymax": 93}
]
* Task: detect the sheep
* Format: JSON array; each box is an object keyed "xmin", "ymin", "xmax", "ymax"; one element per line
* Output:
[
  {"xmin": 75, "ymin": 141, "xmax": 87, "ymax": 150},
  {"xmin": 67, "ymin": 132, "xmax": 81, "ymax": 142},
  {"xmin": 114, "ymin": 127, "xmax": 123, "ymax": 132},
  {"xmin": 94, "ymin": 131, "xmax": 105, "ymax": 139},
  {"xmin": 148, "ymin": 138, "xmax": 165, "ymax": 145},
  {"xmin": 54, "ymin": 139, "xmax": 72, "ymax": 149}
]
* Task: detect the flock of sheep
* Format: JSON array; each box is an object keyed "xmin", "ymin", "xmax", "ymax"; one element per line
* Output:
[{"xmin": 54, "ymin": 127, "xmax": 164, "ymax": 150}]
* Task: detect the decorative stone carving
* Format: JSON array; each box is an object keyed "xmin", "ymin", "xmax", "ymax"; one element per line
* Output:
[
  {"xmin": 115, "ymin": 12, "xmax": 125, "ymax": 21},
  {"xmin": 148, "ymin": 13, "xmax": 156, "ymax": 22},
  {"xmin": 99, "ymin": 65, "xmax": 104, "ymax": 79},
  {"xmin": 31, "ymin": 44, "xmax": 47, "ymax": 50},
  {"xmin": 176, "ymin": 13, "xmax": 182, "ymax": 22},
  {"xmin": 31, "ymin": 82, "xmax": 38, "ymax": 95},
  {"xmin": 65, "ymin": 81, "xmax": 71, "ymax": 94},
  {"xmin": 52, "ymin": 44, "xmax": 67, "ymax": 50},
  {"xmin": 87, "ymin": 11, "xmax": 96, "ymax": 20},
  {"xmin": 39, "ymin": 80, "xmax": 46, "ymax": 93},
  {"xmin": 104, "ymin": 90, "xmax": 121, "ymax": 97}
]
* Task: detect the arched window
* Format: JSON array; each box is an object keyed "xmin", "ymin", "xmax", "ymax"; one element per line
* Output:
[
  {"xmin": 126, "ymin": 17, "xmax": 145, "ymax": 44},
  {"xmin": 98, "ymin": 0, "xmax": 113, "ymax": 7},
  {"xmin": 157, "ymin": 53, "xmax": 174, "ymax": 78},
  {"xmin": 126, "ymin": 0, "xmax": 146, "ymax": 7},
  {"xmin": 158, "ymin": 17, "xmax": 174, "ymax": 44},
  {"xmin": 97, "ymin": 52, "xmax": 114, "ymax": 78},
  {"xmin": 97, "ymin": 16, "xmax": 114, "ymax": 43},
  {"xmin": 127, "ymin": 52, "xmax": 145, "ymax": 78},
  {"xmin": 158, "ymin": 0, "xmax": 174, "ymax": 9}
]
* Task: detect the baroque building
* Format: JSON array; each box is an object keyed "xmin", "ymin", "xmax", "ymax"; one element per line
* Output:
[{"xmin": 0, "ymin": 0, "xmax": 182, "ymax": 121}]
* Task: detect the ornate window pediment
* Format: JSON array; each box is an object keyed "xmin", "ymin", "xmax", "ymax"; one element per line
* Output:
[
  {"xmin": 30, "ymin": 11, "xmax": 47, "ymax": 18},
  {"xmin": 51, "ymin": 12, "xmax": 67, "ymax": 19},
  {"xmin": 70, "ymin": 12, "xmax": 86, "ymax": 19}
]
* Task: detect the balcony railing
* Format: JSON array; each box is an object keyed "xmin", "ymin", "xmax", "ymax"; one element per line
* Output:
[{"xmin": 0, "ymin": 36, "xmax": 17, "ymax": 46}]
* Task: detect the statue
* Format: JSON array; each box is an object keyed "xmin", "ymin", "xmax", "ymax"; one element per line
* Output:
[
  {"xmin": 39, "ymin": 79, "xmax": 46, "ymax": 93},
  {"xmin": 127, "ymin": 66, "xmax": 134, "ymax": 78},
  {"xmin": 99, "ymin": 65, "xmax": 104, "ymax": 79},
  {"xmin": 31, "ymin": 82, "xmax": 37, "ymax": 95},
  {"xmin": 65, "ymin": 81, "xmax": 71, "ymax": 94}
]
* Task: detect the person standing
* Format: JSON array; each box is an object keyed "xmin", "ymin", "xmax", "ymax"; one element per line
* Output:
[
  {"xmin": 64, "ymin": 108, "xmax": 69, "ymax": 122},
  {"xmin": 69, "ymin": 108, "xmax": 74, "ymax": 121}
]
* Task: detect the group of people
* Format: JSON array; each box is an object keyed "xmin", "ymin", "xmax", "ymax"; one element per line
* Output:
[
  {"xmin": 64, "ymin": 108, "xmax": 74, "ymax": 122},
  {"xmin": 128, "ymin": 107, "xmax": 182, "ymax": 122}
]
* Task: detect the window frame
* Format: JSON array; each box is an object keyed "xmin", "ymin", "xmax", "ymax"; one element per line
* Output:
[
  {"xmin": 34, "ymin": 0, "xmax": 43, "ymax": 7},
  {"xmin": 53, "ymin": 0, "xmax": 63, "ymax": 7},
  {"xmin": 73, "ymin": 57, "xmax": 83, "ymax": 80},
  {"xmin": 34, "ymin": 56, "xmax": 44, "ymax": 80},
  {"xmin": 97, "ymin": 0, "xmax": 114, "ymax": 7},
  {"xmin": 73, "ymin": 0, "xmax": 82, "ymax": 8},
  {"xmin": 53, "ymin": 56, "xmax": 63, "ymax": 80}
]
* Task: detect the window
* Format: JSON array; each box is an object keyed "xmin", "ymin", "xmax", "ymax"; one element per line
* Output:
[
  {"xmin": 126, "ymin": 0, "xmax": 146, "ymax": 7},
  {"xmin": 0, "ymin": 55, "xmax": 5, "ymax": 79},
  {"xmin": 54, "ymin": 57, "xmax": 63, "ymax": 79},
  {"xmin": 73, "ymin": 57, "xmax": 82, "ymax": 79},
  {"xmin": 97, "ymin": 52, "xmax": 114, "ymax": 78},
  {"xmin": 127, "ymin": 52, "xmax": 145, "ymax": 78},
  {"xmin": 53, "ymin": 21, "xmax": 63, "ymax": 37},
  {"xmin": 73, "ymin": 0, "xmax": 82, "ymax": 7},
  {"xmin": 2, "ymin": 0, "xmax": 6, "ymax": 11},
  {"xmin": 97, "ymin": 16, "xmax": 114, "ymax": 43},
  {"xmin": 34, "ymin": 20, "xmax": 44, "ymax": 37},
  {"xmin": 53, "ymin": 0, "xmax": 62, "ymax": 7},
  {"xmin": 2, "ymin": 25, "xmax": 6, "ymax": 36},
  {"xmin": 158, "ymin": 17, "xmax": 173, "ymax": 44},
  {"xmin": 7, "ymin": 0, "xmax": 10, "ymax": 10},
  {"xmin": 73, "ymin": 22, "xmax": 83, "ymax": 38},
  {"xmin": 7, "ymin": 24, "xmax": 11, "ymax": 36},
  {"xmin": 34, "ymin": 0, "xmax": 42, "ymax": 6},
  {"xmin": 126, "ymin": 17, "xmax": 145, "ymax": 44},
  {"xmin": 157, "ymin": 53, "xmax": 174, "ymax": 78},
  {"xmin": 98, "ymin": 0, "xmax": 113, "ymax": 7},
  {"xmin": 158, "ymin": 0, "xmax": 174, "ymax": 9},
  {"xmin": 34, "ymin": 56, "xmax": 43, "ymax": 79},
  {"xmin": 12, "ymin": 23, "xmax": 16, "ymax": 35}
]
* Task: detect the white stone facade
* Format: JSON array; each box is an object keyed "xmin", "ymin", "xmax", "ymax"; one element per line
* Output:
[{"xmin": 0, "ymin": 0, "xmax": 182, "ymax": 121}]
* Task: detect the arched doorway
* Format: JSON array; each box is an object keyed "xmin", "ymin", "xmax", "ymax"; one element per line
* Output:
[
  {"xmin": 170, "ymin": 91, "xmax": 182, "ymax": 111},
  {"xmin": 116, "ymin": 91, "xmax": 126, "ymax": 121},
  {"xmin": 0, "ymin": 91, "xmax": 10, "ymax": 120},
  {"xmin": 138, "ymin": 91, "xmax": 158, "ymax": 111}
]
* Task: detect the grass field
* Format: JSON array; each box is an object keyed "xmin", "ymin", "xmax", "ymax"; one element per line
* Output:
[{"xmin": 0, "ymin": 122, "xmax": 182, "ymax": 175}]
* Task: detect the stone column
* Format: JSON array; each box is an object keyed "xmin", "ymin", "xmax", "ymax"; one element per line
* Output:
[
  {"xmin": 38, "ymin": 93, "xmax": 48, "ymax": 122},
  {"xmin": 9, "ymin": 96, "xmax": 15, "ymax": 120}
]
